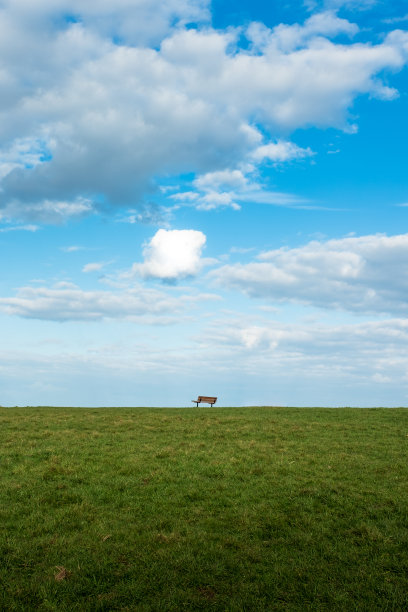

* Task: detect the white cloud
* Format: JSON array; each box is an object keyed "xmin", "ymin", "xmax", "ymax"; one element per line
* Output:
[
  {"xmin": 258, "ymin": 11, "xmax": 359, "ymax": 53},
  {"xmin": 60, "ymin": 245, "xmax": 85, "ymax": 252},
  {"xmin": 170, "ymin": 191, "xmax": 199, "ymax": 202},
  {"xmin": 82, "ymin": 262, "xmax": 106, "ymax": 273},
  {"xmin": 0, "ymin": 223, "xmax": 39, "ymax": 233},
  {"xmin": 305, "ymin": 0, "xmax": 378, "ymax": 11},
  {"xmin": 172, "ymin": 159, "xmax": 317, "ymax": 211},
  {"xmin": 195, "ymin": 191, "xmax": 240, "ymax": 211},
  {"xmin": 194, "ymin": 169, "xmax": 249, "ymax": 192},
  {"xmin": 196, "ymin": 314, "xmax": 408, "ymax": 392},
  {"xmin": 252, "ymin": 140, "xmax": 315, "ymax": 163},
  {"xmin": 212, "ymin": 233, "xmax": 408, "ymax": 314},
  {"xmin": 2, "ymin": 309, "xmax": 408, "ymax": 406},
  {"xmin": 0, "ymin": 7, "xmax": 407, "ymax": 222},
  {"xmin": 0, "ymin": 197, "xmax": 94, "ymax": 224},
  {"xmin": 118, "ymin": 203, "xmax": 169, "ymax": 226},
  {"xmin": 169, "ymin": 169, "xmax": 247, "ymax": 211},
  {"xmin": 0, "ymin": 281, "xmax": 215, "ymax": 321},
  {"xmin": 159, "ymin": 25, "xmax": 407, "ymax": 130},
  {"xmin": 0, "ymin": 137, "xmax": 51, "ymax": 180},
  {"xmin": 171, "ymin": 182, "xmax": 316, "ymax": 210},
  {"xmin": 107, "ymin": 311, "xmax": 400, "ymax": 404},
  {"xmin": 328, "ymin": 0, "xmax": 378, "ymax": 9},
  {"xmin": 372, "ymin": 373, "xmax": 391, "ymax": 383},
  {"xmin": 208, "ymin": 316, "xmax": 408, "ymax": 355},
  {"xmin": 0, "ymin": 0, "xmax": 210, "ymax": 47},
  {"xmin": 132, "ymin": 229, "xmax": 207, "ymax": 280},
  {"xmin": 383, "ymin": 14, "xmax": 408, "ymax": 25},
  {"xmin": 233, "ymin": 190, "xmax": 316, "ymax": 208}
]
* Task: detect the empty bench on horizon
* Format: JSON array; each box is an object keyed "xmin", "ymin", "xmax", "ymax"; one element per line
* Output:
[{"xmin": 192, "ymin": 396, "xmax": 217, "ymax": 407}]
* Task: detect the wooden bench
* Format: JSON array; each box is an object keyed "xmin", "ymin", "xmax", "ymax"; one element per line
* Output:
[{"xmin": 192, "ymin": 395, "xmax": 217, "ymax": 407}]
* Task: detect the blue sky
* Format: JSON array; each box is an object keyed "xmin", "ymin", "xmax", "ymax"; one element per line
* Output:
[{"xmin": 1, "ymin": 0, "xmax": 408, "ymax": 406}]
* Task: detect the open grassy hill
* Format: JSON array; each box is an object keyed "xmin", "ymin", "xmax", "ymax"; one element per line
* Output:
[{"xmin": 1, "ymin": 406, "xmax": 407, "ymax": 610}]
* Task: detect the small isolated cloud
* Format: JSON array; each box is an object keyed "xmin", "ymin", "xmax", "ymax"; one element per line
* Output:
[
  {"xmin": 252, "ymin": 140, "xmax": 315, "ymax": 163},
  {"xmin": 233, "ymin": 190, "xmax": 316, "ymax": 208},
  {"xmin": 132, "ymin": 229, "xmax": 207, "ymax": 280},
  {"xmin": 383, "ymin": 14, "xmax": 408, "ymax": 25},
  {"xmin": 0, "ymin": 224, "xmax": 39, "ymax": 233},
  {"xmin": 171, "ymin": 183, "xmax": 313, "ymax": 210},
  {"xmin": 61, "ymin": 245, "xmax": 85, "ymax": 252},
  {"xmin": 172, "ymin": 163, "xmax": 314, "ymax": 211},
  {"xmin": 194, "ymin": 169, "xmax": 249, "ymax": 192},
  {"xmin": 305, "ymin": 0, "xmax": 378, "ymax": 12},
  {"xmin": 82, "ymin": 262, "xmax": 106, "ymax": 273},
  {"xmin": 212, "ymin": 232, "xmax": 408, "ymax": 314},
  {"xmin": 171, "ymin": 170, "xmax": 246, "ymax": 211},
  {"xmin": 194, "ymin": 191, "xmax": 240, "ymax": 211}
]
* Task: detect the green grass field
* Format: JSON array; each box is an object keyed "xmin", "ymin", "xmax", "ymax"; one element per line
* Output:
[{"xmin": 1, "ymin": 406, "xmax": 407, "ymax": 611}]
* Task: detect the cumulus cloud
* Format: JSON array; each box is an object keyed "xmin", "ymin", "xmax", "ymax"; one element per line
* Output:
[
  {"xmin": 132, "ymin": 229, "xmax": 207, "ymax": 280},
  {"xmin": 159, "ymin": 25, "xmax": 407, "ymax": 129},
  {"xmin": 170, "ymin": 169, "xmax": 248, "ymax": 211},
  {"xmin": 0, "ymin": 281, "xmax": 215, "ymax": 321},
  {"xmin": 171, "ymin": 159, "xmax": 319, "ymax": 211},
  {"xmin": 252, "ymin": 10, "xmax": 359, "ymax": 54},
  {"xmin": 213, "ymin": 233, "xmax": 408, "ymax": 314},
  {"xmin": 0, "ymin": 5, "xmax": 407, "ymax": 222}
]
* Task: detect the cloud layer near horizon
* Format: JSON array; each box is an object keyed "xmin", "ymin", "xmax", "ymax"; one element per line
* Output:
[
  {"xmin": 1, "ymin": 3, "xmax": 407, "ymax": 222},
  {"xmin": 213, "ymin": 233, "xmax": 408, "ymax": 314},
  {"xmin": 0, "ymin": 281, "xmax": 218, "ymax": 322},
  {"xmin": 2, "ymin": 231, "xmax": 408, "ymax": 320}
]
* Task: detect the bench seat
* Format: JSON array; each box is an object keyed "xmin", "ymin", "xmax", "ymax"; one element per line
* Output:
[{"xmin": 192, "ymin": 396, "xmax": 217, "ymax": 407}]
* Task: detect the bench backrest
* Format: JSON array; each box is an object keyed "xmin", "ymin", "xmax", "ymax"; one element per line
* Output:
[{"xmin": 198, "ymin": 396, "xmax": 217, "ymax": 402}]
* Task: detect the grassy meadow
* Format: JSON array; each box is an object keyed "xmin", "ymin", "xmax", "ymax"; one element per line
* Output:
[{"xmin": 1, "ymin": 406, "xmax": 408, "ymax": 611}]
